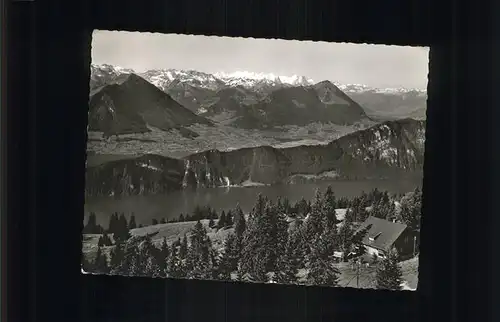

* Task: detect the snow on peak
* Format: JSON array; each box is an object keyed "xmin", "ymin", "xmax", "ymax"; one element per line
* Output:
[
  {"xmin": 90, "ymin": 64, "xmax": 426, "ymax": 95},
  {"xmin": 334, "ymin": 82, "xmax": 426, "ymax": 95},
  {"xmin": 214, "ymin": 71, "xmax": 315, "ymax": 88}
]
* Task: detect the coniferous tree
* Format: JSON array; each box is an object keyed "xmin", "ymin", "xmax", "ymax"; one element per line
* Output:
[
  {"xmin": 160, "ymin": 218, "xmax": 166, "ymax": 224},
  {"xmin": 109, "ymin": 241, "xmax": 125, "ymax": 273},
  {"xmin": 273, "ymin": 207, "xmax": 290, "ymax": 266},
  {"xmin": 375, "ymin": 248, "xmax": 403, "ymax": 290},
  {"xmin": 399, "ymin": 188, "xmax": 422, "ymax": 231},
  {"xmin": 178, "ymin": 213, "xmax": 185, "ymax": 222},
  {"xmin": 128, "ymin": 214, "xmax": 137, "ymax": 230},
  {"xmin": 112, "ymin": 237, "xmax": 142, "ymax": 276},
  {"xmin": 233, "ymin": 204, "xmax": 247, "ymax": 239},
  {"xmin": 240, "ymin": 196, "xmax": 266, "ymax": 276},
  {"xmin": 157, "ymin": 237, "xmax": 170, "ymax": 275},
  {"xmin": 323, "ymin": 186, "xmax": 338, "ymax": 230},
  {"xmin": 98, "ymin": 235, "xmax": 104, "ymax": 247},
  {"xmin": 338, "ymin": 215, "xmax": 355, "ymax": 261},
  {"xmin": 152, "ymin": 218, "xmax": 159, "ymax": 226},
  {"xmin": 119, "ymin": 213, "xmax": 128, "ymax": 230},
  {"xmin": 140, "ymin": 237, "xmax": 162, "ymax": 277},
  {"xmin": 246, "ymin": 252, "xmax": 269, "ymax": 283},
  {"xmin": 250, "ymin": 193, "xmax": 267, "ymax": 220},
  {"xmin": 179, "ymin": 233, "xmax": 188, "ymax": 259},
  {"xmin": 304, "ymin": 189, "xmax": 326, "ymax": 241},
  {"xmin": 306, "ymin": 233, "xmax": 340, "ymax": 287},
  {"xmin": 114, "ymin": 214, "xmax": 131, "ymax": 243},
  {"xmin": 274, "ymin": 236, "xmax": 300, "ymax": 285},
  {"xmin": 102, "ymin": 232, "xmax": 113, "ymax": 246},
  {"xmin": 208, "ymin": 217, "xmax": 215, "ymax": 228},
  {"xmin": 84, "ymin": 212, "xmax": 100, "ymax": 234},
  {"xmin": 283, "ymin": 197, "xmax": 291, "ymax": 214},
  {"xmin": 276, "ymin": 197, "xmax": 284, "ymax": 214},
  {"xmin": 186, "ymin": 221, "xmax": 214, "ymax": 279},
  {"xmin": 218, "ymin": 211, "xmax": 227, "ymax": 229},
  {"xmin": 166, "ymin": 244, "xmax": 186, "ymax": 278},
  {"xmin": 226, "ymin": 210, "xmax": 234, "ymax": 226},
  {"xmin": 296, "ymin": 197, "xmax": 309, "ymax": 216},
  {"xmin": 216, "ymin": 233, "xmax": 240, "ymax": 280},
  {"xmin": 107, "ymin": 213, "xmax": 117, "ymax": 234},
  {"xmin": 93, "ymin": 246, "xmax": 109, "ymax": 274}
]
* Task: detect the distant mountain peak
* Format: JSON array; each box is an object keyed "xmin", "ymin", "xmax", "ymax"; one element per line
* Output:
[
  {"xmin": 90, "ymin": 64, "xmax": 426, "ymax": 95},
  {"xmin": 214, "ymin": 71, "xmax": 315, "ymax": 88}
]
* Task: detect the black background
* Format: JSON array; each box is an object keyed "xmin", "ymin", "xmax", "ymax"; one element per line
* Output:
[{"xmin": 4, "ymin": 0, "xmax": 496, "ymax": 321}]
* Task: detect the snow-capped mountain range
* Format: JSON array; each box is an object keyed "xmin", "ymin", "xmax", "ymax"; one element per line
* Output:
[{"xmin": 90, "ymin": 64, "xmax": 426, "ymax": 95}]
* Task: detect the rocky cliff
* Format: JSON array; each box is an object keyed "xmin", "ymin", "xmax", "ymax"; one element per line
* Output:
[{"xmin": 85, "ymin": 119, "xmax": 425, "ymax": 197}]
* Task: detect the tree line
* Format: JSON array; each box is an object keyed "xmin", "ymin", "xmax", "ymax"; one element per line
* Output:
[
  {"xmin": 83, "ymin": 186, "xmax": 421, "ymax": 235},
  {"xmin": 82, "ymin": 186, "xmax": 422, "ymax": 290}
]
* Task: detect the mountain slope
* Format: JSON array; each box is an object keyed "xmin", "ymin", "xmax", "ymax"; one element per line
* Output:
[
  {"xmin": 85, "ymin": 119, "xmax": 425, "ymax": 197},
  {"xmin": 85, "ymin": 154, "xmax": 186, "ymax": 197},
  {"xmin": 89, "ymin": 64, "xmax": 427, "ymax": 123},
  {"xmin": 348, "ymin": 90, "xmax": 427, "ymax": 120},
  {"xmin": 88, "ymin": 74, "xmax": 212, "ymax": 136},
  {"xmin": 227, "ymin": 83, "xmax": 369, "ymax": 129}
]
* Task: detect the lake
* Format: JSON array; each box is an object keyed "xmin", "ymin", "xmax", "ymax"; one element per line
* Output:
[{"xmin": 83, "ymin": 177, "xmax": 422, "ymax": 227}]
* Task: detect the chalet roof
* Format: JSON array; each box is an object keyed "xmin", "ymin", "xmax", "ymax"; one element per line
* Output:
[{"xmin": 356, "ymin": 216, "xmax": 408, "ymax": 252}]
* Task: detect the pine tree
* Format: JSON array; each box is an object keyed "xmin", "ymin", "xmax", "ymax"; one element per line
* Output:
[
  {"xmin": 98, "ymin": 235, "xmax": 104, "ymax": 247},
  {"xmin": 304, "ymin": 189, "xmax": 325, "ymax": 241},
  {"xmin": 306, "ymin": 233, "xmax": 340, "ymax": 287},
  {"xmin": 93, "ymin": 246, "xmax": 109, "ymax": 274},
  {"xmin": 186, "ymin": 221, "xmax": 214, "ymax": 280},
  {"xmin": 160, "ymin": 218, "xmax": 166, "ymax": 224},
  {"xmin": 296, "ymin": 197, "xmax": 309, "ymax": 217},
  {"xmin": 282, "ymin": 197, "xmax": 291, "ymax": 215},
  {"xmin": 140, "ymin": 237, "xmax": 162, "ymax": 277},
  {"xmin": 84, "ymin": 212, "xmax": 100, "ymax": 234},
  {"xmin": 114, "ymin": 214, "xmax": 131, "ymax": 243},
  {"xmin": 179, "ymin": 233, "xmax": 188, "ymax": 259},
  {"xmin": 179, "ymin": 213, "xmax": 185, "ymax": 222},
  {"xmin": 233, "ymin": 204, "xmax": 247, "ymax": 239},
  {"xmin": 208, "ymin": 217, "xmax": 215, "ymax": 228},
  {"xmin": 323, "ymin": 186, "xmax": 338, "ymax": 230},
  {"xmin": 276, "ymin": 197, "xmax": 284, "ymax": 214},
  {"xmin": 250, "ymin": 193, "xmax": 267, "ymax": 220},
  {"xmin": 274, "ymin": 237, "xmax": 300, "ymax": 285},
  {"xmin": 247, "ymin": 252, "xmax": 269, "ymax": 283},
  {"xmin": 338, "ymin": 214, "xmax": 355, "ymax": 261},
  {"xmin": 226, "ymin": 210, "xmax": 234, "ymax": 227},
  {"xmin": 166, "ymin": 245, "xmax": 186, "ymax": 278},
  {"xmin": 128, "ymin": 214, "xmax": 137, "ymax": 230},
  {"xmin": 273, "ymin": 208, "xmax": 290, "ymax": 267},
  {"xmin": 399, "ymin": 188, "xmax": 422, "ymax": 231},
  {"xmin": 152, "ymin": 218, "xmax": 159, "ymax": 226},
  {"xmin": 375, "ymin": 248, "xmax": 403, "ymax": 290},
  {"xmin": 102, "ymin": 232, "xmax": 113, "ymax": 246},
  {"xmin": 216, "ymin": 233, "xmax": 239, "ymax": 281},
  {"xmin": 218, "ymin": 211, "xmax": 227, "ymax": 229},
  {"xmin": 109, "ymin": 241, "xmax": 125, "ymax": 273}
]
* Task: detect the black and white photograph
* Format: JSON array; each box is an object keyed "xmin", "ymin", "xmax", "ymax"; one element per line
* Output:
[{"xmin": 81, "ymin": 31, "xmax": 427, "ymax": 291}]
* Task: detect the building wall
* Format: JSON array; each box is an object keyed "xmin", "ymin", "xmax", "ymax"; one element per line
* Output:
[{"xmin": 394, "ymin": 228, "xmax": 418, "ymax": 259}]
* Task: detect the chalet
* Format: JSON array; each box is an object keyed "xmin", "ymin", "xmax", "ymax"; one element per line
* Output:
[{"xmin": 356, "ymin": 216, "xmax": 418, "ymax": 260}]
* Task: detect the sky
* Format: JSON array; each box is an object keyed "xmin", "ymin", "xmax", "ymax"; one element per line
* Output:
[{"xmin": 91, "ymin": 30, "xmax": 429, "ymax": 89}]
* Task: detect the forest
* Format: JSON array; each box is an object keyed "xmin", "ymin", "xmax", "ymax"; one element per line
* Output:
[{"xmin": 82, "ymin": 186, "xmax": 422, "ymax": 290}]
